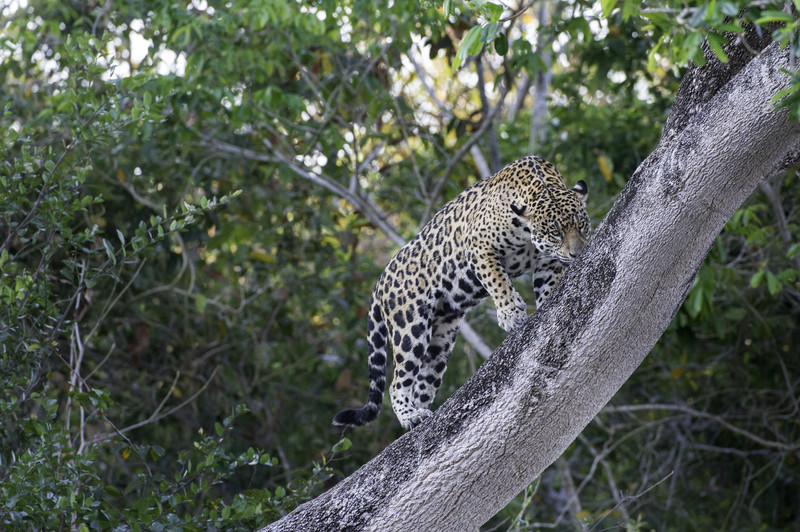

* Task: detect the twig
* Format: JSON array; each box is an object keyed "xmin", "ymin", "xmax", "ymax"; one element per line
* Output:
[
  {"xmin": 499, "ymin": 0, "xmax": 539, "ymax": 22},
  {"xmin": 459, "ymin": 318, "xmax": 493, "ymax": 359},
  {"xmin": 759, "ymin": 179, "xmax": 800, "ymax": 271},
  {"xmin": 408, "ymin": 45, "xmax": 492, "ymax": 182},
  {"xmin": 556, "ymin": 457, "xmax": 588, "ymax": 530},
  {"xmin": 577, "ymin": 433, "xmax": 631, "ymax": 524},
  {"xmin": 603, "ymin": 403, "xmax": 800, "ymax": 452},
  {"xmin": 589, "ymin": 471, "xmax": 674, "ymax": 531},
  {"xmin": 351, "ymin": 140, "xmax": 386, "ymax": 194},
  {"xmin": 92, "ymin": 366, "xmax": 221, "ymax": 442},
  {"xmin": 84, "ymin": 341, "xmax": 117, "ymax": 382}
]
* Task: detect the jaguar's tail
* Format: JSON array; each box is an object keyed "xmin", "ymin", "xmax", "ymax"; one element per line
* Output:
[{"xmin": 333, "ymin": 298, "xmax": 388, "ymax": 427}]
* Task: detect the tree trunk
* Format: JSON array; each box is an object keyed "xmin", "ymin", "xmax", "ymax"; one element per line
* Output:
[{"xmin": 259, "ymin": 41, "xmax": 800, "ymax": 532}]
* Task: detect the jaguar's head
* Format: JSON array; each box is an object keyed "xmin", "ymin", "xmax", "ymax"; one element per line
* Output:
[{"xmin": 512, "ymin": 180, "xmax": 590, "ymax": 263}]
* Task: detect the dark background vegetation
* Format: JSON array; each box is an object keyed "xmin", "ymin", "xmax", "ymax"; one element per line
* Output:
[{"xmin": 1, "ymin": 0, "xmax": 798, "ymax": 529}]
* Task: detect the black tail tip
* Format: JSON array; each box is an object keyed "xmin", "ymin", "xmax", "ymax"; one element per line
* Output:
[{"xmin": 332, "ymin": 405, "xmax": 379, "ymax": 427}]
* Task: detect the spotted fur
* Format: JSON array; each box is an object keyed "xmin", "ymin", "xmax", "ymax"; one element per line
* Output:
[{"xmin": 333, "ymin": 156, "xmax": 590, "ymax": 430}]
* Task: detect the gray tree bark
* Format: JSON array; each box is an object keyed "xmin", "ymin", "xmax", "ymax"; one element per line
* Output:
[{"xmin": 259, "ymin": 40, "xmax": 800, "ymax": 532}]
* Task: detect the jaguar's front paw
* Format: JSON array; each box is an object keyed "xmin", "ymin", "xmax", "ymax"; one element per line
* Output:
[
  {"xmin": 399, "ymin": 408, "xmax": 433, "ymax": 430},
  {"xmin": 497, "ymin": 298, "xmax": 527, "ymax": 332}
]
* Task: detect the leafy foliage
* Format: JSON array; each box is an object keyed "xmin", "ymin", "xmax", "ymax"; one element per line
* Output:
[{"xmin": 1, "ymin": 0, "xmax": 799, "ymax": 530}]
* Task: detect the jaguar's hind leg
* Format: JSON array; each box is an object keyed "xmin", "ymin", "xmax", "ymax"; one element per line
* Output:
[
  {"xmin": 409, "ymin": 313, "xmax": 462, "ymax": 423},
  {"xmin": 389, "ymin": 302, "xmax": 435, "ymax": 430}
]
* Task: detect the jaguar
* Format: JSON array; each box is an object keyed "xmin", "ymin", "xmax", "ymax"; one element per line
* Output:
[{"xmin": 333, "ymin": 155, "xmax": 590, "ymax": 430}]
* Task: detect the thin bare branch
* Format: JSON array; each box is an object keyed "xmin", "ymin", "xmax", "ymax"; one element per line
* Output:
[
  {"xmin": 199, "ymin": 134, "xmax": 406, "ymax": 245},
  {"xmin": 475, "ymin": 54, "xmax": 502, "ymax": 172},
  {"xmin": 589, "ymin": 471, "xmax": 674, "ymax": 531},
  {"xmin": 470, "ymin": 145, "xmax": 491, "ymax": 181},
  {"xmin": 759, "ymin": 178, "xmax": 800, "ymax": 271},
  {"xmin": 407, "ymin": 51, "xmax": 453, "ymax": 121},
  {"xmin": 93, "ymin": 366, "xmax": 221, "ymax": 442},
  {"xmin": 603, "ymin": 403, "xmax": 800, "ymax": 452},
  {"xmin": 421, "ymin": 81, "xmax": 512, "ymax": 225}
]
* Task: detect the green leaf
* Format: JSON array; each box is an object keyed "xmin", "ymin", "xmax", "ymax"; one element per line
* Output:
[
  {"xmin": 621, "ymin": 0, "xmax": 639, "ymax": 21},
  {"xmin": 600, "ymin": 0, "xmax": 617, "ymax": 18},
  {"xmin": 719, "ymin": 1, "xmax": 738, "ymax": 16},
  {"xmin": 332, "ymin": 437, "xmax": 352, "ymax": 452},
  {"xmin": 770, "ymin": 78, "xmax": 800, "ymax": 107},
  {"xmin": 754, "ymin": 10, "xmax": 794, "ymax": 24},
  {"xmin": 714, "ymin": 23, "xmax": 744, "ymax": 33},
  {"xmin": 485, "ymin": 1, "xmax": 504, "ymax": 22},
  {"xmin": 647, "ymin": 40, "xmax": 662, "ymax": 73},
  {"xmin": 494, "ymin": 33, "xmax": 508, "ymax": 55},
  {"xmin": 688, "ymin": 5, "xmax": 709, "ymax": 27},
  {"xmin": 688, "ymin": 286, "xmax": 704, "ymax": 317},
  {"xmin": 750, "ymin": 269, "xmax": 765, "ymax": 288},
  {"xmin": 766, "ymin": 271, "xmax": 781, "ymax": 295},
  {"xmin": 707, "ymin": 33, "xmax": 729, "ymax": 63},
  {"xmin": 195, "ymin": 293, "xmax": 207, "ymax": 313},
  {"xmin": 454, "ymin": 25, "xmax": 482, "ymax": 69},
  {"xmin": 443, "ymin": 0, "xmax": 452, "ymax": 17},
  {"xmin": 723, "ymin": 307, "xmax": 746, "ymax": 321},
  {"xmin": 683, "ymin": 32, "xmax": 706, "ymax": 66},
  {"xmin": 102, "ymin": 239, "xmax": 116, "ymax": 265},
  {"xmin": 481, "ymin": 22, "xmax": 498, "ymax": 44}
]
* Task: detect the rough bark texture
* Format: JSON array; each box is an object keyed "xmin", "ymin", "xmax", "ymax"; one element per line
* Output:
[{"xmin": 259, "ymin": 41, "xmax": 800, "ymax": 532}]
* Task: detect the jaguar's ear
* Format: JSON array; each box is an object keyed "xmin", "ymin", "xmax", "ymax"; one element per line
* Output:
[
  {"xmin": 572, "ymin": 180, "xmax": 588, "ymax": 201},
  {"xmin": 510, "ymin": 203, "xmax": 526, "ymax": 217}
]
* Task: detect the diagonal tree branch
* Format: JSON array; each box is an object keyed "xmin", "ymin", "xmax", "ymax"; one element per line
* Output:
[{"xmin": 198, "ymin": 135, "xmax": 405, "ymax": 245}]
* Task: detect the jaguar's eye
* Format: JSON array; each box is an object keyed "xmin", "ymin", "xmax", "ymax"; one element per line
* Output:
[{"xmin": 550, "ymin": 229, "xmax": 561, "ymax": 238}]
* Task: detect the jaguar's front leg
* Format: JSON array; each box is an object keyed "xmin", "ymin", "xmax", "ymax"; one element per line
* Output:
[
  {"xmin": 466, "ymin": 242, "xmax": 527, "ymax": 332},
  {"xmin": 532, "ymin": 259, "xmax": 565, "ymax": 310}
]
